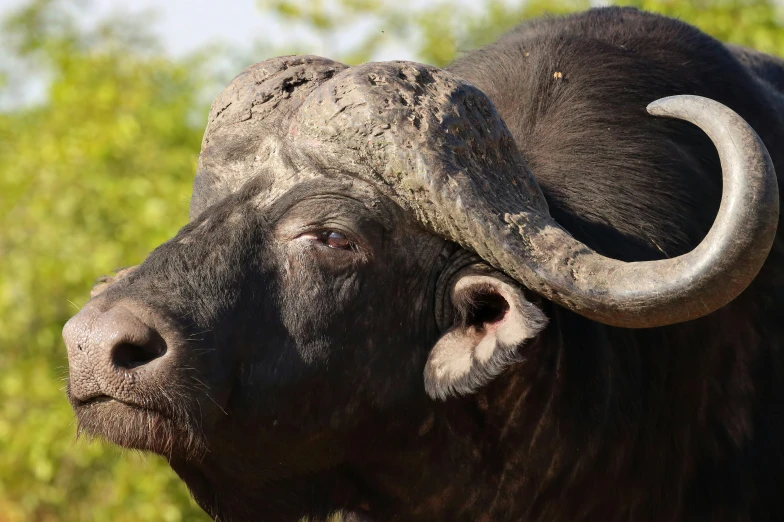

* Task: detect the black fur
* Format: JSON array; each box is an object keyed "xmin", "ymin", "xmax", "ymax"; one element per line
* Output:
[
  {"xmin": 445, "ymin": 7, "xmax": 784, "ymax": 521},
  {"xmin": 449, "ymin": 7, "xmax": 784, "ymax": 261}
]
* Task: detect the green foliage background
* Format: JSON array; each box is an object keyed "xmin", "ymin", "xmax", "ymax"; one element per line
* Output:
[{"xmin": 0, "ymin": 0, "xmax": 782, "ymax": 520}]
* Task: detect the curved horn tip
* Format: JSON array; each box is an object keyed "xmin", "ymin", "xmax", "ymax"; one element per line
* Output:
[
  {"xmin": 509, "ymin": 93, "xmax": 778, "ymax": 328},
  {"xmin": 646, "ymin": 94, "xmax": 707, "ymax": 117}
]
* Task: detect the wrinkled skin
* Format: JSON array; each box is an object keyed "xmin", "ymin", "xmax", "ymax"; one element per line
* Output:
[{"xmin": 64, "ymin": 7, "xmax": 784, "ymax": 522}]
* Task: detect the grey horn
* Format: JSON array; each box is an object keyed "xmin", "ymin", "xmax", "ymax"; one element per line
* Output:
[
  {"xmin": 500, "ymin": 95, "xmax": 780, "ymax": 327},
  {"xmin": 204, "ymin": 59, "xmax": 780, "ymax": 328},
  {"xmin": 519, "ymin": 95, "xmax": 780, "ymax": 327}
]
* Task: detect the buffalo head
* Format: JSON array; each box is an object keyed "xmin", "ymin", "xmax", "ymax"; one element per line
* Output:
[{"xmin": 62, "ymin": 55, "xmax": 778, "ymax": 521}]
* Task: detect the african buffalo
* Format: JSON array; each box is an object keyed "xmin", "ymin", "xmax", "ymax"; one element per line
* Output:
[{"xmin": 63, "ymin": 7, "xmax": 783, "ymax": 522}]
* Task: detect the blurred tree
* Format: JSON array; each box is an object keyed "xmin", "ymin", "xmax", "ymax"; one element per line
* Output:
[
  {"xmin": 0, "ymin": 0, "xmax": 211, "ymax": 520},
  {"xmin": 261, "ymin": 0, "xmax": 784, "ymax": 66},
  {"xmin": 1, "ymin": 0, "xmax": 782, "ymax": 520}
]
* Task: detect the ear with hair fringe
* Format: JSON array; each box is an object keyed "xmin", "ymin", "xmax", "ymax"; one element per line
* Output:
[
  {"xmin": 90, "ymin": 266, "xmax": 138, "ymax": 299},
  {"xmin": 424, "ymin": 274, "xmax": 547, "ymax": 400}
]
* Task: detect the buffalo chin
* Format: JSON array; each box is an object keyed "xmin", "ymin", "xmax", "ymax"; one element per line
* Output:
[
  {"xmin": 72, "ymin": 398, "xmax": 208, "ymax": 460},
  {"xmin": 169, "ymin": 456, "xmax": 350, "ymax": 522}
]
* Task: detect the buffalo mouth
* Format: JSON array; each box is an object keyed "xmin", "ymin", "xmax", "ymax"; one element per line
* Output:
[{"xmin": 69, "ymin": 389, "xmax": 209, "ymax": 460}]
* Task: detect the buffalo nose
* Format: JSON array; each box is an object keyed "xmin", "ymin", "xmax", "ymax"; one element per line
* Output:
[{"xmin": 63, "ymin": 303, "xmax": 169, "ymax": 401}]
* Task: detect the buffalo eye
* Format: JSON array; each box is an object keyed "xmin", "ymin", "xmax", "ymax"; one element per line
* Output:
[
  {"xmin": 297, "ymin": 229, "xmax": 359, "ymax": 253},
  {"xmin": 321, "ymin": 231, "xmax": 353, "ymax": 250}
]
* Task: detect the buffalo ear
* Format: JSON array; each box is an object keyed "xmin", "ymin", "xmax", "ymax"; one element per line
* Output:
[
  {"xmin": 90, "ymin": 266, "xmax": 138, "ymax": 299},
  {"xmin": 424, "ymin": 273, "xmax": 548, "ymax": 400}
]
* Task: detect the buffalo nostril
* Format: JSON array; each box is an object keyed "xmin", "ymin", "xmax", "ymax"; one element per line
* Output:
[{"xmin": 111, "ymin": 337, "xmax": 166, "ymax": 370}]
